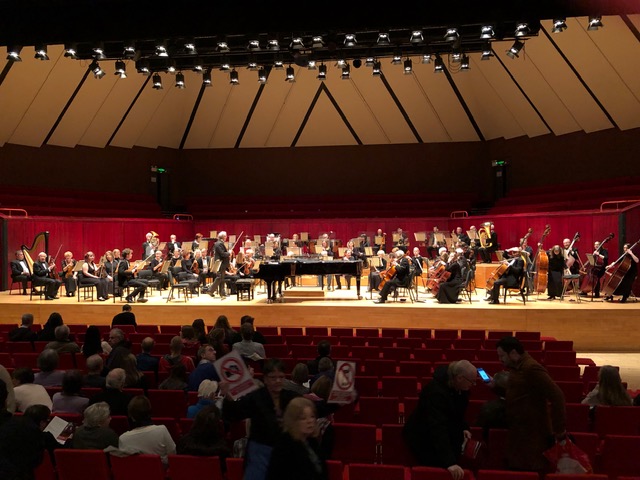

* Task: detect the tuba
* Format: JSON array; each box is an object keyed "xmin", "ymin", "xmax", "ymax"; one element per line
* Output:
[
  {"xmin": 149, "ymin": 231, "xmax": 160, "ymax": 248},
  {"xmin": 478, "ymin": 222, "xmax": 493, "ymax": 248}
]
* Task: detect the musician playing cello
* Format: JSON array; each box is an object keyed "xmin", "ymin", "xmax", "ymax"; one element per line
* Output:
[
  {"xmin": 375, "ymin": 249, "xmax": 411, "ymax": 304},
  {"xmin": 487, "ymin": 247, "xmax": 524, "ymax": 304},
  {"xmin": 604, "ymin": 243, "xmax": 639, "ymax": 303}
]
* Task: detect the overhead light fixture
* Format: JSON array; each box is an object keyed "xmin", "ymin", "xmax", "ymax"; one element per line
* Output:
[
  {"xmin": 193, "ymin": 64, "xmax": 203, "ymax": 73},
  {"xmin": 291, "ymin": 37, "xmax": 305, "ymax": 50},
  {"xmin": 341, "ymin": 63, "xmax": 351, "ymax": 79},
  {"xmin": 552, "ymin": 18, "xmax": 568, "ymax": 33},
  {"xmin": 481, "ymin": 26, "xmax": 495, "ymax": 39},
  {"xmin": 267, "ymin": 39, "xmax": 280, "ymax": 51},
  {"xmin": 167, "ymin": 63, "xmax": 176, "ymax": 73},
  {"xmin": 89, "ymin": 60, "xmax": 106, "ymax": 79},
  {"xmin": 34, "ymin": 44, "xmax": 49, "ymax": 61},
  {"xmin": 377, "ymin": 33, "xmax": 390, "ymax": 46},
  {"xmin": 506, "ymin": 40, "xmax": 525, "ymax": 59},
  {"xmin": 444, "ymin": 28, "xmax": 459, "ymax": 42},
  {"xmin": 114, "ymin": 60, "xmax": 127, "ymax": 78},
  {"xmin": 274, "ymin": 57, "xmax": 284, "ymax": 70},
  {"xmin": 152, "ymin": 73, "xmax": 163, "ymax": 89},
  {"xmin": 155, "ymin": 42, "xmax": 169, "ymax": 57},
  {"xmin": 481, "ymin": 44, "xmax": 494, "ymax": 60},
  {"xmin": 460, "ymin": 54, "xmax": 470, "ymax": 70},
  {"xmin": 312, "ymin": 36, "xmax": 324, "ymax": 48},
  {"xmin": 365, "ymin": 56, "xmax": 375, "ymax": 67},
  {"xmin": 93, "ymin": 46, "xmax": 107, "ymax": 60},
  {"xmin": 307, "ymin": 59, "xmax": 317, "ymax": 70},
  {"xmin": 403, "ymin": 58, "xmax": 413, "ymax": 74},
  {"xmin": 229, "ymin": 69, "xmax": 239, "ymax": 85},
  {"xmin": 372, "ymin": 60, "xmax": 382, "ymax": 76},
  {"xmin": 220, "ymin": 57, "xmax": 230, "ymax": 71},
  {"xmin": 64, "ymin": 43, "xmax": 78, "ymax": 59},
  {"xmin": 258, "ymin": 68, "xmax": 267, "ymax": 84},
  {"xmin": 434, "ymin": 56, "xmax": 444, "ymax": 73},
  {"xmin": 6, "ymin": 45, "xmax": 22, "ymax": 62},
  {"xmin": 203, "ymin": 70, "xmax": 212, "ymax": 86},
  {"xmin": 136, "ymin": 59, "xmax": 150, "ymax": 75},
  {"xmin": 344, "ymin": 34, "xmax": 357, "ymax": 47},
  {"xmin": 588, "ymin": 16, "xmax": 603, "ymax": 31},
  {"xmin": 247, "ymin": 39, "xmax": 260, "ymax": 51},
  {"xmin": 317, "ymin": 63, "xmax": 327, "ymax": 80},
  {"xmin": 285, "ymin": 65, "xmax": 295, "ymax": 82},
  {"xmin": 217, "ymin": 41, "xmax": 230, "ymax": 52},
  {"xmin": 184, "ymin": 41, "xmax": 197, "ymax": 54},
  {"xmin": 175, "ymin": 72, "xmax": 185, "ymax": 89},
  {"xmin": 247, "ymin": 55, "xmax": 258, "ymax": 70},
  {"xmin": 336, "ymin": 58, "xmax": 347, "ymax": 67},
  {"xmin": 123, "ymin": 43, "xmax": 136, "ymax": 59},
  {"xmin": 410, "ymin": 30, "xmax": 424, "ymax": 44},
  {"xmin": 515, "ymin": 23, "xmax": 530, "ymax": 37},
  {"xmin": 421, "ymin": 53, "xmax": 431, "ymax": 64},
  {"xmin": 391, "ymin": 51, "xmax": 402, "ymax": 65}
]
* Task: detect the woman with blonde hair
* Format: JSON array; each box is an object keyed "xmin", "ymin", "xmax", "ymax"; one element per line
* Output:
[
  {"xmin": 267, "ymin": 397, "xmax": 327, "ymax": 480},
  {"xmin": 582, "ymin": 365, "xmax": 632, "ymax": 406}
]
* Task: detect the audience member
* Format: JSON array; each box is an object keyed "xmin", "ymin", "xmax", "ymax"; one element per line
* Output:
[
  {"xmin": 82, "ymin": 355, "xmax": 107, "ymax": 388},
  {"xmin": 581, "ymin": 365, "xmax": 633, "ymax": 406},
  {"xmin": 177, "ymin": 404, "xmax": 229, "ymax": 463},
  {"xmin": 34, "ymin": 349, "xmax": 65, "ymax": 387},
  {"xmin": 403, "ymin": 360, "xmax": 478, "ymax": 480},
  {"xmin": 222, "ymin": 358, "xmax": 300, "ymax": 480},
  {"xmin": 104, "ymin": 328, "xmax": 131, "ymax": 371},
  {"xmin": 496, "ymin": 336, "xmax": 566, "ymax": 473},
  {"xmin": 195, "ymin": 344, "xmax": 216, "ymax": 366},
  {"xmin": 310, "ymin": 357, "xmax": 334, "ymax": 386},
  {"xmin": 266, "ymin": 397, "xmax": 327, "ymax": 480},
  {"xmin": 283, "ymin": 363, "xmax": 310, "ymax": 395},
  {"xmin": 475, "ymin": 370, "xmax": 509, "ymax": 440},
  {"xmin": 12, "ymin": 367, "xmax": 53, "ymax": 412},
  {"xmin": 88, "ymin": 368, "xmax": 132, "ymax": 416},
  {"xmin": 159, "ymin": 336, "xmax": 195, "ymax": 373},
  {"xmin": 212, "ymin": 315, "xmax": 237, "ymax": 348},
  {"xmin": 0, "ymin": 380, "xmax": 12, "ymax": 428},
  {"xmin": 81, "ymin": 326, "xmax": 111, "ymax": 358},
  {"xmin": 187, "ymin": 379, "xmax": 219, "ymax": 418},
  {"xmin": 8, "ymin": 313, "xmax": 38, "ymax": 342},
  {"xmin": 52, "ymin": 370, "xmax": 89, "ymax": 414},
  {"xmin": 136, "ymin": 337, "xmax": 160, "ymax": 373},
  {"xmin": 304, "ymin": 376, "xmax": 337, "ymax": 460},
  {"xmin": 191, "ymin": 318, "xmax": 208, "ymax": 344},
  {"xmin": 45, "ymin": 325, "xmax": 81, "ymax": 354},
  {"xmin": 207, "ymin": 328, "xmax": 230, "ymax": 357},
  {"xmin": 121, "ymin": 354, "xmax": 147, "ymax": 390},
  {"xmin": 0, "ymin": 365, "xmax": 16, "ymax": 413},
  {"xmin": 307, "ymin": 341, "xmax": 333, "ymax": 376},
  {"xmin": 118, "ymin": 395, "xmax": 176, "ymax": 464},
  {"xmin": 37, "ymin": 312, "xmax": 64, "ymax": 341},
  {"xmin": 232, "ymin": 323, "xmax": 266, "ymax": 361},
  {"xmin": 71, "ymin": 402, "xmax": 119, "ymax": 450},
  {"xmin": 111, "ymin": 304, "xmax": 137, "ymax": 328},
  {"xmin": 187, "ymin": 346, "xmax": 220, "ymax": 392},
  {"xmin": 159, "ymin": 364, "xmax": 189, "ymax": 391},
  {"xmin": 180, "ymin": 325, "xmax": 199, "ymax": 348},
  {"xmin": 230, "ymin": 315, "xmax": 266, "ymax": 345}
]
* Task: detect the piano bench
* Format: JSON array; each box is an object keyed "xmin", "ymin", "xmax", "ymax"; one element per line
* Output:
[{"xmin": 236, "ymin": 279, "xmax": 254, "ymax": 301}]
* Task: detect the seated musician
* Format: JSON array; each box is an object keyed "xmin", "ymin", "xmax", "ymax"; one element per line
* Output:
[
  {"xmin": 436, "ymin": 249, "xmax": 465, "ymax": 304},
  {"xmin": 192, "ymin": 233, "xmax": 204, "ymax": 253},
  {"xmin": 10, "ymin": 250, "xmax": 31, "ymax": 295},
  {"xmin": 168, "ymin": 248, "xmax": 183, "ymax": 284},
  {"xmin": 394, "ymin": 227, "xmax": 410, "ymax": 252},
  {"xmin": 412, "ymin": 247, "xmax": 427, "ymax": 277},
  {"xmin": 112, "ymin": 248, "xmax": 121, "ymax": 262},
  {"xmin": 426, "ymin": 226, "xmax": 446, "ymax": 259},
  {"xmin": 238, "ymin": 249, "xmax": 256, "ymax": 279},
  {"xmin": 373, "ymin": 228, "xmax": 385, "ymax": 254},
  {"xmin": 60, "ymin": 251, "xmax": 78, "ymax": 297},
  {"xmin": 117, "ymin": 248, "xmax": 148, "ymax": 303},
  {"xmin": 199, "ymin": 248, "xmax": 214, "ymax": 290},
  {"xmin": 604, "ymin": 243, "xmax": 639, "ymax": 303},
  {"xmin": 179, "ymin": 250, "xmax": 199, "ymax": 293},
  {"xmin": 487, "ymin": 247, "xmax": 524, "ymax": 304},
  {"xmin": 149, "ymin": 251, "xmax": 169, "ymax": 289},
  {"xmin": 342, "ymin": 249, "xmax": 356, "ymax": 289},
  {"xmin": 81, "ymin": 251, "xmax": 109, "ymax": 301},
  {"xmin": 455, "ymin": 227, "xmax": 471, "ymax": 249},
  {"xmin": 225, "ymin": 260, "xmax": 240, "ymax": 295},
  {"xmin": 32, "ymin": 251, "xmax": 62, "ymax": 300},
  {"xmin": 167, "ymin": 234, "xmax": 181, "ymax": 255},
  {"xmin": 317, "ymin": 239, "xmax": 342, "ymax": 290},
  {"xmin": 368, "ymin": 250, "xmax": 388, "ymax": 292},
  {"xmin": 479, "ymin": 223, "xmax": 499, "ymax": 264},
  {"xmin": 375, "ymin": 250, "xmax": 411, "ymax": 304}
]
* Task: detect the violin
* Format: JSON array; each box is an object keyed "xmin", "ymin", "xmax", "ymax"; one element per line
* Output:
[{"xmin": 63, "ymin": 261, "xmax": 75, "ymax": 278}]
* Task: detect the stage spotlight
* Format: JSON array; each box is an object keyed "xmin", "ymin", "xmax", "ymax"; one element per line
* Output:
[
  {"xmin": 274, "ymin": 57, "xmax": 284, "ymax": 70},
  {"xmin": 220, "ymin": 57, "xmax": 230, "ymax": 71},
  {"xmin": 344, "ymin": 34, "xmax": 357, "ymax": 47},
  {"xmin": 114, "ymin": 60, "xmax": 127, "ymax": 78},
  {"xmin": 365, "ymin": 56, "xmax": 375, "ymax": 67},
  {"xmin": 247, "ymin": 39, "xmax": 261, "ymax": 51},
  {"xmin": 312, "ymin": 36, "xmax": 324, "ymax": 48},
  {"xmin": 506, "ymin": 40, "xmax": 525, "ymax": 59},
  {"xmin": 481, "ymin": 44, "xmax": 493, "ymax": 61},
  {"xmin": 552, "ymin": 18, "xmax": 568, "ymax": 33},
  {"xmin": 588, "ymin": 16, "xmax": 603, "ymax": 31},
  {"xmin": 377, "ymin": 33, "xmax": 390, "ymax": 46},
  {"xmin": 515, "ymin": 23, "xmax": 530, "ymax": 37},
  {"xmin": 64, "ymin": 43, "xmax": 78, "ymax": 59},
  {"xmin": 391, "ymin": 51, "xmax": 402, "ymax": 65},
  {"xmin": 258, "ymin": 68, "xmax": 267, "ymax": 84},
  {"xmin": 317, "ymin": 63, "xmax": 327, "ymax": 80},
  {"xmin": 34, "ymin": 44, "xmax": 49, "ymax": 61},
  {"xmin": 184, "ymin": 41, "xmax": 197, "ymax": 54},
  {"xmin": 229, "ymin": 69, "xmax": 239, "ymax": 85},
  {"xmin": 217, "ymin": 41, "xmax": 230, "ymax": 52},
  {"xmin": 203, "ymin": 70, "xmax": 212, "ymax": 86},
  {"xmin": 291, "ymin": 37, "xmax": 305, "ymax": 50},
  {"xmin": 307, "ymin": 60, "xmax": 317, "ymax": 70},
  {"xmin": 152, "ymin": 73, "xmax": 163, "ymax": 89},
  {"xmin": 123, "ymin": 43, "xmax": 136, "ymax": 59},
  {"xmin": 434, "ymin": 56, "xmax": 444, "ymax": 73},
  {"xmin": 410, "ymin": 30, "xmax": 424, "ymax": 44},
  {"xmin": 444, "ymin": 28, "xmax": 459, "ymax": 42},
  {"xmin": 403, "ymin": 58, "xmax": 412, "ymax": 74},
  {"xmin": 461, "ymin": 54, "xmax": 470, "ymax": 70},
  {"xmin": 175, "ymin": 72, "xmax": 185, "ymax": 89},
  {"xmin": 421, "ymin": 53, "xmax": 431, "ymax": 64},
  {"xmin": 7, "ymin": 46, "xmax": 22, "ymax": 62},
  {"xmin": 285, "ymin": 65, "xmax": 295, "ymax": 82},
  {"xmin": 93, "ymin": 46, "xmax": 107, "ymax": 60},
  {"xmin": 481, "ymin": 26, "xmax": 495, "ymax": 39},
  {"xmin": 268, "ymin": 39, "xmax": 280, "ymax": 51},
  {"xmin": 372, "ymin": 61, "xmax": 381, "ymax": 76},
  {"xmin": 341, "ymin": 63, "xmax": 350, "ymax": 79},
  {"xmin": 89, "ymin": 60, "xmax": 106, "ymax": 79}
]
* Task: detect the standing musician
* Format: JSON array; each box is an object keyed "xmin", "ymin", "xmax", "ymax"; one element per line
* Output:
[
  {"xmin": 192, "ymin": 233, "xmax": 204, "ymax": 253},
  {"xmin": 81, "ymin": 251, "xmax": 109, "ymax": 301},
  {"xmin": 545, "ymin": 245, "xmax": 564, "ymax": 300},
  {"xmin": 487, "ymin": 247, "xmax": 524, "ymax": 304},
  {"xmin": 375, "ymin": 250, "xmax": 411, "ymax": 304},
  {"xmin": 604, "ymin": 243, "xmax": 639, "ymax": 303},
  {"xmin": 117, "ymin": 248, "xmax": 148, "ymax": 303},
  {"xmin": 142, "ymin": 232, "xmax": 156, "ymax": 259},
  {"xmin": 10, "ymin": 250, "xmax": 31, "ymax": 295},
  {"xmin": 33, "ymin": 251, "xmax": 62, "ymax": 300},
  {"xmin": 591, "ymin": 240, "xmax": 609, "ymax": 298},
  {"xmin": 426, "ymin": 226, "xmax": 446, "ymax": 259},
  {"xmin": 149, "ymin": 251, "xmax": 169, "ymax": 289},
  {"xmin": 167, "ymin": 234, "xmax": 181, "ymax": 255},
  {"xmin": 479, "ymin": 223, "xmax": 499, "ymax": 264},
  {"xmin": 563, "ymin": 238, "xmax": 581, "ymax": 275},
  {"xmin": 207, "ymin": 231, "xmax": 231, "ymax": 299},
  {"xmin": 60, "ymin": 251, "xmax": 77, "ymax": 297},
  {"xmin": 368, "ymin": 250, "xmax": 388, "ymax": 293}
]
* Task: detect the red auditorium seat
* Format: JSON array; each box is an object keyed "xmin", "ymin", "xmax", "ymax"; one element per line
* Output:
[
  {"xmin": 350, "ymin": 346, "xmax": 381, "ymax": 361},
  {"xmin": 398, "ymin": 361, "xmax": 432, "ymax": 377},
  {"xmin": 354, "ymin": 376, "xmax": 379, "ymax": 397},
  {"xmin": 331, "ymin": 327, "xmax": 354, "ymax": 337},
  {"xmin": 546, "ymin": 475, "xmax": 608, "ymax": 480},
  {"xmin": 348, "ymin": 463, "xmax": 405, "ymax": 480},
  {"xmin": 485, "ymin": 428, "xmax": 508, "ymax": 470},
  {"xmin": 33, "ymin": 450, "xmax": 56, "ymax": 480},
  {"xmin": 453, "ymin": 338, "xmax": 484, "ymax": 350},
  {"xmin": 460, "ymin": 329, "xmax": 486, "ymax": 340},
  {"xmin": 263, "ymin": 335, "xmax": 284, "ymax": 344},
  {"xmin": 381, "ymin": 424, "xmax": 417, "ymax": 465},
  {"xmin": 152, "ymin": 417, "xmax": 180, "ymax": 442},
  {"xmin": 380, "ymin": 376, "xmax": 419, "ymax": 398},
  {"xmin": 402, "ymin": 397, "xmax": 419, "ymax": 420},
  {"xmin": 109, "ymin": 415, "xmax": 130, "ymax": 435},
  {"xmin": 546, "ymin": 365, "xmax": 581, "ymax": 382},
  {"xmin": 264, "ymin": 344, "xmax": 289, "ymax": 358},
  {"xmin": 381, "ymin": 328, "xmax": 405, "ymax": 339},
  {"xmin": 283, "ymin": 334, "xmax": 311, "ymax": 345},
  {"xmin": 326, "ymin": 460, "xmax": 343, "ymax": 480},
  {"xmin": 12, "ymin": 352, "xmax": 39, "ymax": 368},
  {"xmin": 556, "ymin": 381, "xmax": 585, "ymax": 403},
  {"xmin": 357, "ymin": 397, "xmax": 400, "ymax": 425},
  {"xmin": 593, "ymin": 406, "xmax": 640, "ymax": 437},
  {"xmin": 598, "ymin": 435, "xmax": 640, "ymax": 477},
  {"xmin": 332, "ymin": 401, "xmax": 358, "ymax": 423},
  {"xmin": 407, "ymin": 329, "xmax": 432, "ymax": 341},
  {"xmin": 280, "ymin": 327, "xmax": 303, "ymax": 336},
  {"xmin": 339, "ymin": 336, "xmax": 367, "ymax": 347},
  {"xmin": 544, "ymin": 340, "xmax": 574, "ymax": 351},
  {"xmin": 424, "ymin": 339, "xmax": 454, "ymax": 349},
  {"xmin": 290, "ymin": 344, "xmax": 317, "ymax": 358},
  {"xmin": 569, "ymin": 432, "xmax": 600, "ymax": 467},
  {"xmin": 486, "ymin": 331, "xmax": 513, "ymax": 340},
  {"xmin": 0, "ymin": 352, "xmax": 13, "ymax": 367},
  {"xmin": 445, "ymin": 349, "xmax": 478, "ymax": 362},
  {"xmin": 135, "ymin": 325, "xmax": 159, "ymax": 334},
  {"xmin": 332, "ymin": 423, "xmax": 378, "ymax": 464},
  {"xmin": 147, "ymin": 389, "xmax": 188, "ymax": 419},
  {"xmin": 412, "ymin": 349, "xmax": 445, "ymax": 363},
  {"xmin": 514, "ymin": 331, "xmax": 541, "ymax": 340},
  {"xmin": 356, "ymin": 328, "xmax": 380, "ymax": 338},
  {"xmin": 544, "ymin": 350, "xmax": 577, "ymax": 366},
  {"xmin": 168, "ymin": 455, "xmax": 223, "ymax": 480},
  {"xmin": 110, "ymin": 454, "xmax": 165, "ymax": 480},
  {"xmin": 6, "ymin": 342, "xmax": 35, "ymax": 353},
  {"xmin": 411, "ymin": 466, "xmax": 475, "ymax": 479},
  {"xmin": 226, "ymin": 457, "xmax": 244, "ymax": 480},
  {"xmin": 564, "ymin": 403, "xmax": 591, "ymax": 432},
  {"xmin": 305, "ymin": 326, "xmax": 328, "ymax": 336},
  {"xmin": 55, "ymin": 449, "xmax": 111, "ymax": 480},
  {"xmin": 476, "ymin": 470, "xmax": 538, "ymax": 480},
  {"xmin": 367, "ymin": 337, "xmax": 394, "ymax": 348},
  {"xmin": 465, "ymin": 399, "xmax": 486, "ymax": 426},
  {"xmin": 395, "ymin": 337, "xmax": 423, "ymax": 349}
]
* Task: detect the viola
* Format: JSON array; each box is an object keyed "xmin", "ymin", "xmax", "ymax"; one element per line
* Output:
[{"xmin": 192, "ymin": 258, "xmax": 200, "ymax": 275}]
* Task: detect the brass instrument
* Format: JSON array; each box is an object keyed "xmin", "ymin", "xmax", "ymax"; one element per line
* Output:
[
  {"xmin": 478, "ymin": 222, "xmax": 493, "ymax": 248},
  {"xmin": 149, "ymin": 231, "xmax": 160, "ymax": 248}
]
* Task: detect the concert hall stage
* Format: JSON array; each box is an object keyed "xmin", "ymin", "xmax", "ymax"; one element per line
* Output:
[{"xmin": 0, "ymin": 280, "xmax": 637, "ymax": 352}]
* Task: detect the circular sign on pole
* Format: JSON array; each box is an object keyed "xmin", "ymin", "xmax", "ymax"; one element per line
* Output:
[
  {"xmin": 336, "ymin": 362, "xmax": 355, "ymax": 391},
  {"xmin": 220, "ymin": 357, "xmax": 244, "ymax": 383}
]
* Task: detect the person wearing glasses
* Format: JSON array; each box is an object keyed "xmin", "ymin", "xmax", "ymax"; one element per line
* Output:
[{"xmin": 402, "ymin": 359, "xmax": 478, "ymax": 480}]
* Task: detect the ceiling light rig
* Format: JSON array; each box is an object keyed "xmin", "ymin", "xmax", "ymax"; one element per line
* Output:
[
  {"xmin": 114, "ymin": 60, "xmax": 127, "ymax": 78},
  {"xmin": 34, "ymin": 44, "xmax": 49, "ymax": 60},
  {"xmin": 152, "ymin": 73, "xmax": 163, "ymax": 89},
  {"xmin": 552, "ymin": 18, "xmax": 568, "ymax": 33},
  {"xmin": 506, "ymin": 40, "xmax": 525, "ymax": 59},
  {"xmin": 587, "ymin": 16, "xmax": 603, "ymax": 31}
]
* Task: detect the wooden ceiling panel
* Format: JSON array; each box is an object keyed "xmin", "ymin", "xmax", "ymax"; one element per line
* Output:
[{"xmin": 296, "ymin": 93, "xmax": 358, "ymax": 147}]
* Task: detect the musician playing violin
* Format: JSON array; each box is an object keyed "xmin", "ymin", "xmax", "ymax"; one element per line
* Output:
[
  {"xmin": 604, "ymin": 243, "xmax": 638, "ymax": 303},
  {"xmin": 179, "ymin": 249, "xmax": 199, "ymax": 294},
  {"xmin": 81, "ymin": 251, "xmax": 109, "ymax": 301},
  {"xmin": 60, "ymin": 251, "xmax": 77, "ymax": 297},
  {"xmin": 487, "ymin": 247, "xmax": 524, "ymax": 304},
  {"xmin": 117, "ymin": 248, "xmax": 148, "ymax": 303},
  {"xmin": 33, "ymin": 251, "xmax": 62, "ymax": 300},
  {"xmin": 375, "ymin": 250, "xmax": 411, "ymax": 304},
  {"xmin": 149, "ymin": 250, "xmax": 169, "ymax": 289}
]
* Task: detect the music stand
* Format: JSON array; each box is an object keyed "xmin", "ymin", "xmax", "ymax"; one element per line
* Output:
[
  {"xmin": 209, "ymin": 230, "xmax": 217, "ymax": 239},
  {"xmin": 183, "ymin": 243, "xmax": 193, "ymax": 254},
  {"xmin": 392, "ymin": 233, "xmax": 401, "ymax": 244},
  {"xmin": 374, "ymin": 235, "xmax": 384, "ymax": 246},
  {"xmin": 199, "ymin": 240, "xmax": 209, "ymax": 252},
  {"xmin": 338, "ymin": 247, "xmax": 348, "ymax": 257},
  {"xmin": 414, "ymin": 232, "xmax": 426, "ymax": 245},
  {"xmin": 495, "ymin": 251, "xmax": 505, "ymax": 262},
  {"xmin": 287, "ymin": 246, "xmax": 301, "ymax": 256},
  {"xmin": 254, "ymin": 235, "xmax": 261, "ymax": 244},
  {"xmin": 364, "ymin": 246, "xmax": 373, "ymax": 256}
]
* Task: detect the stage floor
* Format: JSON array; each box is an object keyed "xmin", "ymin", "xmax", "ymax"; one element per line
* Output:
[{"xmin": 1, "ymin": 279, "xmax": 638, "ymax": 351}]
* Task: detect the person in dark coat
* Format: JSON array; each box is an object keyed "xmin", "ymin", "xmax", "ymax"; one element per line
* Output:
[
  {"xmin": 436, "ymin": 249, "xmax": 464, "ymax": 304},
  {"xmin": 403, "ymin": 360, "xmax": 478, "ymax": 480},
  {"xmin": 111, "ymin": 304, "xmax": 137, "ymax": 328},
  {"xmin": 37, "ymin": 312, "xmax": 64, "ymax": 342},
  {"xmin": 9, "ymin": 314, "xmax": 38, "ymax": 342}
]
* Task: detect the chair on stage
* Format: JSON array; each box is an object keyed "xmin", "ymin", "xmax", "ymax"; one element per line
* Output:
[
  {"xmin": 502, "ymin": 273, "xmax": 527, "ymax": 305},
  {"xmin": 392, "ymin": 271, "xmax": 417, "ymax": 303},
  {"xmin": 458, "ymin": 268, "xmax": 476, "ymax": 304},
  {"xmin": 76, "ymin": 274, "xmax": 96, "ymax": 302}
]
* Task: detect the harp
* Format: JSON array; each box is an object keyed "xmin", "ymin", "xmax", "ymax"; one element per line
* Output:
[{"xmin": 21, "ymin": 231, "xmax": 50, "ymax": 274}]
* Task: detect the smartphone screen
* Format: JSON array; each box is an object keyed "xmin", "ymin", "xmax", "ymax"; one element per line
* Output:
[{"xmin": 477, "ymin": 367, "xmax": 491, "ymax": 383}]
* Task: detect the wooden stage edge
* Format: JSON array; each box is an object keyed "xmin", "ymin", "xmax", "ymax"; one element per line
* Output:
[{"xmin": 0, "ymin": 287, "xmax": 638, "ymax": 352}]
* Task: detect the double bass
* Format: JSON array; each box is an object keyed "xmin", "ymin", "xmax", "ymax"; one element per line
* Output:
[
  {"xmin": 601, "ymin": 239, "xmax": 639, "ymax": 297},
  {"xmin": 580, "ymin": 233, "xmax": 614, "ymax": 294},
  {"xmin": 532, "ymin": 225, "xmax": 552, "ymax": 293},
  {"xmin": 564, "ymin": 232, "xmax": 581, "ymax": 275}
]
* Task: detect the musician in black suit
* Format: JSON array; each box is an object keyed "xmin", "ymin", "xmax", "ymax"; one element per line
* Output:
[
  {"xmin": 375, "ymin": 250, "xmax": 411, "ymax": 304},
  {"xmin": 148, "ymin": 251, "xmax": 169, "ymax": 289},
  {"xmin": 368, "ymin": 250, "xmax": 388, "ymax": 292},
  {"xmin": 592, "ymin": 241, "xmax": 609, "ymax": 298},
  {"xmin": 192, "ymin": 233, "xmax": 203, "ymax": 254},
  {"xmin": 455, "ymin": 227, "xmax": 471, "ymax": 249},
  {"xmin": 32, "ymin": 251, "xmax": 62, "ymax": 300},
  {"xmin": 10, "ymin": 250, "xmax": 31, "ymax": 294},
  {"xmin": 117, "ymin": 248, "xmax": 148, "ymax": 303},
  {"xmin": 167, "ymin": 234, "xmax": 181, "ymax": 255},
  {"xmin": 479, "ymin": 224, "xmax": 499, "ymax": 263},
  {"xmin": 488, "ymin": 247, "xmax": 524, "ymax": 304},
  {"xmin": 412, "ymin": 247, "xmax": 427, "ymax": 277},
  {"xmin": 426, "ymin": 226, "xmax": 446, "ymax": 259},
  {"xmin": 207, "ymin": 231, "xmax": 231, "ymax": 298},
  {"xmin": 605, "ymin": 243, "xmax": 639, "ymax": 303},
  {"xmin": 142, "ymin": 232, "xmax": 155, "ymax": 258}
]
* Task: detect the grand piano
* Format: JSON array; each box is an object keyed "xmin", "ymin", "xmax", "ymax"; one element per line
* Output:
[{"xmin": 254, "ymin": 259, "xmax": 363, "ymax": 301}]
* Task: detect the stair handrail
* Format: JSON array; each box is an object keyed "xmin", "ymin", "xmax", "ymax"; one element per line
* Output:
[{"xmin": 600, "ymin": 199, "xmax": 640, "ymax": 212}]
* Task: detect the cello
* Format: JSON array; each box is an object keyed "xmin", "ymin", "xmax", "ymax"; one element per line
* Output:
[
  {"xmin": 532, "ymin": 225, "xmax": 551, "ymax": 294},
  {"xmin": 580, "ymin": 233, "xmax": 614, "ymax": 294},
  {"xmin": 601, "ymin": 239, "xmax": 640, "ymax": 297}
]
